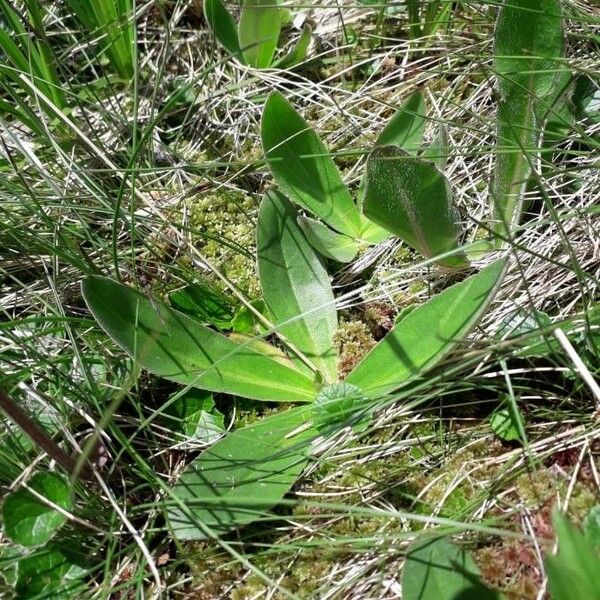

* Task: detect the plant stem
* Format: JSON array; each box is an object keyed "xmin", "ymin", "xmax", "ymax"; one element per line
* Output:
[{"xmin": 0, "ymin": 388, "xmax": 94, "ymax": 480}]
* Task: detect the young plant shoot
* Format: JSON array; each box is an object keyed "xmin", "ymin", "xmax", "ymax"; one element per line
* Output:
[
  {"xmin": 204, "ymin": 0, "xmax": 311, "ymax": 69},
  {"xmin": 490, "ymin": 0, "xmax": 564, "ymax": 245},
  {"xmin": 261, "ymin": 90, "xmax": 468, "ymax": 267},
  {"xmin": 82, "ymin": 190, "xmax": 507, "ymax": 538}
]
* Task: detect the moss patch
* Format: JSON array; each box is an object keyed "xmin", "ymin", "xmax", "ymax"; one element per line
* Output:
[{"xmin": 187, "ymin": 191, "xmax": 259, "ymax": 298}]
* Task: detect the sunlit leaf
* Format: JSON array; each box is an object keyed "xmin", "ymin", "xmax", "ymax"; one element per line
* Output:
[
  {"xmin": 204, "ymin": 0, "xmax": 241, "ymax": 57},
  {"xmin": 82, "ymin": 276, "xmax": 316, "ymax": 402},
  {"xmin": 168, "ymin": 405, "xmax": 315, "ymax": 539},
  {"xmin": 297, "ymin": 215, "xmax": 359, "ymax": 263},
  {"xmin": 258, "ymin": 191, "xmax": 338, "ymax": 382},
  {"xmin": 238, "ymin": 0, "xmax": 281, "ymax": 68},
  {"xmin": 376, "ymin": 91, "xmax": 427, "ymax": 152},
  {"xmin": 491, "ymin": 0, "xmax": 563, "ymax": 240},
  {"xmin": 2, "ymin": 472, "xmax": 72, "ymax": 547},
  {"xmin": 364, "ymin": 145, "xmax": 467, "ymax": 268},
  {"xmin": 346, "ymin": 260, "xmax": 507, "ymax": 396},
  {"xmin": 402, "ymin": 535, "xmax": 502, "ymax": 600},
  {"xmin": 545, "ymin": 511, "xmax": 600, "ymax": 600},
  {"xmin": 261, "ymin": 92, "xmax": 361, "ymax": 237}
]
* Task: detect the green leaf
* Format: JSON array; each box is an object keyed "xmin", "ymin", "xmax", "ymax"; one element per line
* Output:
[
  {"xmin": 545, "ymin": 511, "xmax": 600, "ymax": 600},
  {"xmin": 363, "ymin": 145, "xmax": 467, "ymax": 268},
  {"xmin": 204, "ymin": 0, "xmax": 241, "ymax": 57},
  {"xmin": 261, "ymin": 91, "xmax": 361, "ymax": 237},
  {"xmin": 231, "ymin": 299, "xmax": 269, "ymax": 335},
  {"xmin": 494, "ymin": 0, "xmax": 564, "ymax": 101},
  {"xmin": 495, "ymin": 308, "xmax": 554, "ymax": 358},
  {"xmin": 15, "ymin": 545, "xmax": 87, "ymax": 599},
  {"xmin": 491, "ymin": 0, "xmax": 564, "ymax": 240},
  {"xmin": 402, "ymin": 535, "xmax": 502, "ymax": 600},
  {"xmin": 238, "ymin": 0, "xmax": 281, "ymax": 68},
  {"xmin": 82, "ymin": 276, "xmax": 316, "ymax": 402},
  {"xmin": 169, "ymin": 282, "xmax": 234, "ymax": 330},
  {"xmin": 346, "ymin": 260, "xmax": 507, "ymax": 396},
  {"xmin": 489, "ymin": 396, "xmax": 525, "ymax": 443},
  {"xmin": 376, "ymin": 91, "xmax": 427, "ymax": 152},
  {"xmin": 297, "ymin": 215, "xmax": 359, "ymax": 263},
  {"xmin": 583, "ymin": 506, "xmax": 600, "ymax": 552},
  {"xmin": 358, "ymin": 91, "xmax": 427, "ymax": 215},
  {"xmin": 274, "ymin": 24, "xmax": 312, "ymax": 69},
  {"xmin": 2, "ymin": 472, "xmax": 72, "ymax": 547},
  {"xmin": 168, "ymin": 405, "xmax": 315, "ymax": 539},
  {"xmin": 421, "ymin": 123, "xmax": 449, "ymax": 171},
  {"xmin": 359, "ymin": 217, "xmax": 391, "ymax": 244},
  {"xmin": 258, "ymin": 191, "xmax": 339, "ymax": 382},
  {"xmin": 161, "ymin": 389, "xmax": 225, "ymax": 446}
]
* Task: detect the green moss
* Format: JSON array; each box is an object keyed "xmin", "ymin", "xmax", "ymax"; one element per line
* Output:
[
  {"xmin": 332, "ymin": 320, "xmax": 376, "ymax": 378},
  {"xmin": 184, "ymin": 542, "xmax": 243, "ymax": 599},
  {"xmin": 187, "ymin": 191, "xmax": 259, "ymax": 297},
  {"xmin": 231, "ymin": 550, "xmax": 334, "ymax": 600}
]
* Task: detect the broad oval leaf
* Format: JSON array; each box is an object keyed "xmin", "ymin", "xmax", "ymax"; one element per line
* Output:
[
  {"xmin": 402, "ymin": 535, "xmax": 502, "ymax": 600},
  {"xmin": 358, "ymin": 91, "xmax": 426, "ymax": 216},
  {"xmin": 238, "ymin": 0, "xmax": 281, "ymax": 68},
  {"xmin": 297, "ymin": 215, "xmax": 359, "ymax": 263},
  {"xmin": 168, "ymin": 404, "xmax": 315, "ymax": 539},
  {"xmin": 258, "ymin": 191, "xmax": 339, "ymax": 382},
  {"xmin": 169, "ymin": 281, "xmax": 234, "ymax": 330},
  {"xmin": 491, "ymin": 0, "xmax": 563, "ymax": 240},
  {"xmin": 364, "ymin": 145, "xmax": 467, "ymax": 268},
  {"xmin": 15, "ymin": 544, "xmax": 88, "ymax": 598},
  {"xmin": 376, "ymin": 91, "xmax": 427, "ymax": 152},
  {"xmin": 2, "ymin": 472, "xmax": 72, "ymax": 547},
  {"xmin": 261, "ymin": 91, "xmax": 361, "ymax": 237},
  {"xmin": 346, "ymin": 259, "xmax": 507, "ymax": 396},
  {"xmin": 82, "ymin": 276, "xmax": 316, "ymax": 403},
  {"xmin": 204, "ymin": 0, "xmax": 241, "ymax": 57}
]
